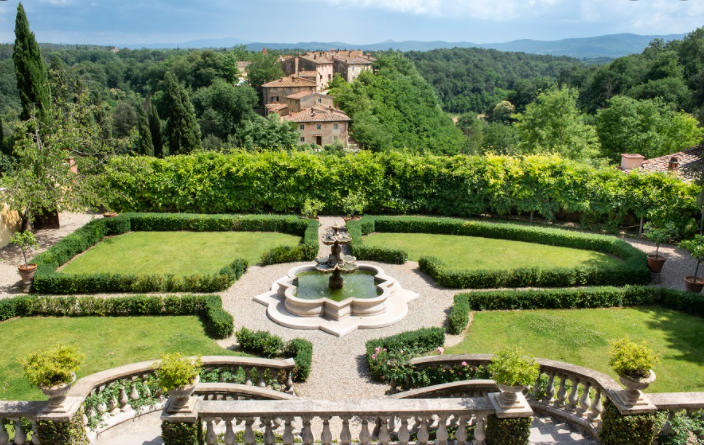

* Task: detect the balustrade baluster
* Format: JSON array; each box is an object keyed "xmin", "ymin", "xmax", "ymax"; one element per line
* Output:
[
  {"xmin": 119, "ymin": 386, "xmax": 130, "ymax": 412},
  {"xmin": 258, "ymin": 368, "xmax": 266, "ymax": 388},
  {"xmin": 244, "ymin": 367, "xmax": 253, "ymax": 386},
  {"xmin": 143, "ymin": 384, "xmax": 151, "ymax": 398},
  {"xmin": 372, "ymin": 416, "xmax": 381, "ymax": 438},
  {"xmin": 587, "ymin": 389, "xmax": 604, "ymax": 422},
  {"xmin": 13, "ymin": 419, "xmax": 27, "ymax": 445},
  {"xmin": 567, "ymin": 378, "xmax": 580, "ymax": 412},
  {"xmin": 0, "ymin": 418, "xmax": 8, "ymax": 445},
  {"xmin": 223, "ymin": 417, "xmax": 236, "ymax": 445},
  {"xmin": 397, "ymin": 417, "xmax": 410, "ymax": 445},
  {"xmin": 301, "ymin": 417, "xmax": 314, "ymax": 445},
  {"xmin": 378, "ymin": 417, "xmax": 390, "ymax": 445},
  {"xmin": 205, "ymin": 419, "xmax": 218, "ymax": 445},
  {"xmin": 436, "ymin": 415, "xmax": 448, "ymax": 445},
  {"xmin": 286, "ymin": 372, "xmax": 294, "ymax": 394},
  {"xmin": 340, "ymin": 417, "xmax": 352, "ymax": 445},
  {"xmin": 556, "ymin": 375, "xmax": 568, "ymax": 406},
  {"xmin": 244, "ymin": 417, "xmax": 256, "ymax": 445},
  {"xmin": 130, "ymin": 383, "xmax": 140, "ymax": 402},
  {"xmin": 578, "ymin": 382, "xmax": 592, "ymax": 417},
  {"xmin": 474, "ymin": 414, "xmax": 486, "ymax": 445},
  {"xmin": 455, "ymin": 417, "xmax": 468, "ymax": 445},
  {"xmin": 108, "ymin": 396, "xmax": 119, "ymax": 415},
  {"xmin": 359, "ymin": 418, "xmax": 371, "ymax": 445},
  {"xmin": 283, "ymin": 418, "xmax": 294, "ymax": 445},
  {"xmin": 263, "ymin": 417, "xmax": 275, "ymax": 445},
  {"xmin": 543, "ymin": 372, "xmax": 556, "ymax": 403},
  {"xmin": 417, "ymin": 416, "xmax": 430, "ymax": 445},
  {"xmin": 321, "ymin": 416, "xmax": 333, "ymax": 445},
  {"xmin": 532, "ymin": 372, "xmax": 543, "ymax": 400},
  {"xmin": 31, "ymin": 420, "xmax": 39, "ymax": 445},
  {"xmin": 660, "ymin": 411, "xmax": 673, "ymax": 436}
]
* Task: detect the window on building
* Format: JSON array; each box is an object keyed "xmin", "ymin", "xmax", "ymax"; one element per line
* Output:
[
  {"xmin": 318, "ymin": 98, "xmax": 322, "ymax": 104},
  {"xmin": 316, "ymin": 124, "xmax": 322, "ymax": 130},
  {"xmin": 300, "ymin": 137, "xmax": 305, "ymax": 142},
  {"xmin": 300, "ymin": 124, "xmax": 305, "ymax": 130},
  {"xmin": 334, "ymin": 123, "xmax": 339, "ymax": 130},
  {"xmin": 328, "ymin": 74, "xmax": 332, "ymax": 80}
]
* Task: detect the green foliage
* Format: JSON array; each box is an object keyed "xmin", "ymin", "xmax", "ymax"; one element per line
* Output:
[
  {"xmin": 246, "ymin": 52, "xmax": 285, "ymax": 98},
  {"xmin": 643, "ymin": 222, "xmax": 678, "ymax": 258},
  {"xmin": 600, "ymin": 399, "xmax": 657, "ymax": 445},
  {"xmin": 658, "ymin": 410, "xmax": 704, "ymax": 445},
  {"xmin": 231, "ymin": 328, "xmax": 312, "ymax": 381},
  {"xmin": 341, "ymin": 192, "xmax": 367, "ymax": 218},
  {"xmin": 13, "ymin": 3, "xmax": 50, "ymax": 121},
  {"xmin": 162, "ymin": 71, "xmax": 201, "ymax": 155},
  {"xmin": 366, "ymin": 328, "xmax": 445, "ymax": 383},
  {"xmin": 103, "ymin": 152, "xmax": 701, "ymax": 237},
  {"xmin": 10, "ymin": 230, "xmax": 39, "ymax": 267},
  {"xmin": 38, "ymin": 409, "xmax": 88, "ymax": 445},
  {"xmin": 448, "ymin": 293, "xmax": 471, "ymax": 335},
  {"xmin": 608, "ymin": 337, "xmax": 658, "ymax": 379},
  {"xmin": 681, "ymin": 235, "xmax": 704, "ymax": 278},
  {"xmin": 233, "ymin": 114, "xmax": 299, "ymax": 151},
  {"xmin": 301, "ymin": 199, "xmax": 325, "ymax": 219},
  {"xmin": 20, "ymin": 343, "xmax": 85, "ymax": 388},
  {"xmin": 149, "ymin": 103, "xmax": 165, "ymax": 157},
  {"xmin": 112, "ymin": 101, "xmax": 138, "ymax": 138},
  {"xmin": 161, "ymin": 422, "xmax": 199, "ymax": 445},
  {"xmin": 486, "ymin": 415, "xmax": 531, "ymax": 445},
  {"xmin": 283, "ymin": 339, "xmax": 313, "ymax": 382},
  {"xmin": 487, "ymin": 347, "xmax": 540, "ymax": 387},
  {"xmin": 154, "ymin": 353, "xmax": 202, "ymax": 392},
  {"xmin": 136, "ymin": 105, "xmax": 154, "ymax": 156},
  {"xmin": 192, "ymin": 79, "xmax": 258, "ymax": 141}
]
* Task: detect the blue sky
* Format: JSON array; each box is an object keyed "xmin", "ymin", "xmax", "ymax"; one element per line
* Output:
[{"xmin": 0, "ymin": 0, "xmax": 702, "ymax": 46}]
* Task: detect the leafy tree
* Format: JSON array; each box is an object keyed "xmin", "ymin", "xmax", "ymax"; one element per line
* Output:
[
  {"xmin": 192, "ymin": 79, "xmax": 258, "ymax": 140},
  {"xmin": 161, "ymin": 71, "xmax": 201, "ymax": 155},
  {"xmin": 13, "ymin": 3, "xmax": 51, "ymax": 120},
  {"xmin": 482, "ymin": 122, "xmax": 519, "ymax": 155},
  {"xmin": 456, "ymin": 113, "xmax": 484, "ymax": 154},
  {"xmin": 491, "ymin": 101, "xmax": 515, "ymax": 124},
  {"xmin": 233, "ymin": 114, "xmax": 298, "ymax": 151},
  {"xmin": 136, "ymin": 105, "xmax": 154, "ymax": 156},
  {"xmin": 48, "ymin": 55, "xmax": 70, "ymax": 105},
  {"xmin": 596, "ymin": 96, "xmax": 702, "ymax": 161},
  {"xmin": 112, "ymin": 101, "xmax": 138, "ymax": 138},
  {"xmin": 515, "ymin": 87, "xmax": 600, "ymax": 160},
  {"xmin": 148, "ymin": 103, "xmax": 165, "ymax": 157},
  {"xmin": 246, "ymin": 53, "xmax": 284, "ymax": 98},
  {"xmin": 169, "ymin": 50, "xmax": 239, "ymax": 90}
]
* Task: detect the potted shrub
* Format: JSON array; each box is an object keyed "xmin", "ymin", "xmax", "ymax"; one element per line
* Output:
[
  {"xmin": 154, "ymin": 353, "xmax": 202, "ymax": 413},
  {"xmin": 19, "ymin": 344, "xmax": 85, "ymax": 413},
  {"xmin": 301, "ymin": 198, "xmax": 325, "ymax": 220},
  {"xmin": 10, "ymin": 231, "xmax": 40, "ymax": 291},
  {"xmin": 681, "ymin": 235, "xmax": 704, "ymax": 292},
  {"xmin": 643, "ymin": 222, "xmax": 677, "ymax": 273},
  {"xmin": 608, "ymin": 337, "xmax": 658, "ymax": 405},
  {"xmin": 488, "ymin": 347, "xmax": 540, "ymax": 408}
]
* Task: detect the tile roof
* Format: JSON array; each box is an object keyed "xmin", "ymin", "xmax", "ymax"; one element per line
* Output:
[
  {"xmin": 297, "ymin": 70, "xmax": 318, "ymax": 77},
  {"xmin": 335, "ymin": 57, "xmax": 374, "ymax": 65},
  {"xmin": 284, "ymin": 106, "xmax": 351, "ymax": 123},
  {"xmin": 265, "ymin": 103, "xmax": 288, "ymax": 112},
  {"xmin": 640, "ymin": 145, "xmax": 704, "ymax": 179},
  {"xmin": 301, "ymin": 55, "xmax": 333, "ymax": 64},
  {"xmin": 262, "ymin": 76, "xmax": 317, "ymax": 88},
  {"xmin": 286, "ymin": 91, "xmax": 315, "ymax": 100}
]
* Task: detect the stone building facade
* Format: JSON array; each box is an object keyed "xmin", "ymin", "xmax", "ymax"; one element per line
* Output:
[
  {"xmin": 287, "ymin": 92, "xmax": 334, "ymax": 114},
  {"xmin": 261, "ymin": 75, "xmax": 317, "ymax": 115},
  {"xmin": 280, "ymin": 50, "xmax": 374, "ymax": 90},
  {"xmin": 284, "ymin": 105, "xmax": 351, "ymax": 147}
]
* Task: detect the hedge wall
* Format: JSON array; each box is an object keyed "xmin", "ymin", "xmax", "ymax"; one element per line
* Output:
[
  {"xmin": 103, "ymin": 152, "xmax": 701, "ymax": 236},
  {"xmin": 448, "ymin": 286, "xmax": 704, "ymax": 334},
  {"xmin": 234, "ymin": 327, "xmax": 313, "ymax": 382},
  {"xmin": 31, "ymin": 213, "xmax": 318, "ymax": 294},
  {"xmin": 348, "ymin": 216, "xmax": 650, "ymax": 289},
  {"xmin": 0, "ymin": 294, "xmax": 234, "ymax": 339}
]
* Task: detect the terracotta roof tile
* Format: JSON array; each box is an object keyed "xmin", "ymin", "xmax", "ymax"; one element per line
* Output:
[
  {"xmin": 286, "ymin": 91, "xmax": 315, "ymax": 99},
  {"xmin": 284, "ymin": 106, "xmax": 351, "ymax": 123},
  {"xmin": 640, "ymin": 145, "xmax": 704, "ymax": 179},
  {"xmin": 262, "ymin": 75, "xmax": 317, "ymax": 88},
  {"xmin": 265, "ymin": 103, "xmax": 288, "ymax": 112}
]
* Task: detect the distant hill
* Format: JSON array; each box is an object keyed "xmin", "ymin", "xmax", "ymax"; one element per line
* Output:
[{"xmin": 120, "ymin": 33, "xmax": 688, "ymax": 59}]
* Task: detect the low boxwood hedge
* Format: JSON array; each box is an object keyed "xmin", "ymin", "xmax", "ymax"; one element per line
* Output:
[
  {"xmin": 31, "ymin": 213, "xmax": 319, "ymax": 294},
  {"xmin": 0, "ymin": 294, "xmax": 234, "ymax": 339},
  {"xmin": 447, "ymin": 286, "xmax": 704, "ymax": 334},
  {"xmin": 348, "ymin": 216, "xmax": 650, "ymax": 289},
  {"xmin": 234, "ymin": 327, "xmax": 313, "ymax": 382}
]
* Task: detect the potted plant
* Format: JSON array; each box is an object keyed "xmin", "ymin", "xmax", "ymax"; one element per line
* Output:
[
  {"xmin": 680, "ymin": 235, "xmax": 704, "ymax": 292},
  {"xmin": 487, "ymin": 347, "xmax": 540, "ymax": 408},
  {"xmin": 301, "ymin": 198, "xmax": 325, "ymax": 220},
  {"xmin": 643, "ymin": 222, "xmax": 677, "ymax": 273},
  {"xmin": 608, "ymin": 337, "xmax": 658, "ymax": 405},
  {"xmin": 154, "ymin": 353, "xmax": 202, "ymax": 413},
  {"xmin": 10, "ymin": 231, "xmax": 40, "ymax": 291},
  {"xmin": 341, "ymin": 192, "xmax": 367, "ymax": 221},
  {"xmin": 19, "ymin": 344, "xmax": 85, "ymax": 413},
  {"xmin": 103, "ymin": 209, "xmax": 117, "ymax": 218}
]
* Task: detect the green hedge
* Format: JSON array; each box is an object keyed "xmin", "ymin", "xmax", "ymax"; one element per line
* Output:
[
  {"xmin": 600, "ymin": 399, "xmax": 656, "ymax": 445},
  {"xmin": 104, "ymin": 152, "xmax": 701, "ymax": 237},
  {"xmin": 486, "ymin": 416, "xmax": 531, "ymax": 445},
  {"xmin": 233, "ymin": 327, "xmax": 313, "ymax": 382},
  {"xmin": 31, "ymin": 213, "xmax": 318, "ymax": 294},
  {"xmin": 161, "ymin": 421, "xmax": 199, "ymax": 445},
  {"xmin": 366, "ymin": 328, "xmax": 445, "ymax": 382},
  {"xmin": 349, "ymin": 216, "xmax": 650, "ymax": 289},
  {"xmin": 38, "ymin": 409, "xmax": 89, "ymax": 445},
  {"xmin": 447, "ymin": 286, "xmax": 704, "ymax": 334},
  {"xmin": 0, "ymin": 294, "xmax": 234, "ymax": 339}
]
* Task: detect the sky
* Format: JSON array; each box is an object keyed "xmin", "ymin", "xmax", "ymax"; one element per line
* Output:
[{"xmin": 0, "ymin": 0, "xmax": 703, "ymax": 46}]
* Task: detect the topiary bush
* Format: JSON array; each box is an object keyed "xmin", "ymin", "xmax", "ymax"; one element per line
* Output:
[
  {"xmin": 232, "ymin": 328, "xmax": 313, "ymax": 382},
  {"xmin": 154, "ymin": 353, "xmax": 202, "ymax": 392},
  {"xmin": 486, "ymin": 415, "xmax": 531, "ymax": 445},
  {"xmin": 284, "ymin": 338, "xmax": 313, "ymax": 382},
  {"xmin": 161, "ymin": 421, "xmax": 199, "ymax": 445},
  {"xmin": 487, "ymin": 347, "xmax": 540, "ymax": 387},
  {"xmin": 600, "ymin": 399, "xmax": 657, "ymax": 445},
  {"xmin": 20, "ymin": 344, "xmax": 85, "ymax": 388},
  {"xmin": 608, "ymin": 337, "xmax": 658, "ymax": 379}
]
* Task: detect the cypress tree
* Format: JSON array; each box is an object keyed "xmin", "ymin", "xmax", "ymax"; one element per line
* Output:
[
  {"xmin": 148, "ymin": 102, "xmax": 165, "ymax": 157},
  {"xmin": 13, "ymin": 3, "xmax": 50, "ymax": 120},
  {"xmin": 137, "ymin": 105, "xmax": 154, "ymax": 156},
  {"xmin": 162, "ymin": 71, "xmax": 201, "ymax": 155}
]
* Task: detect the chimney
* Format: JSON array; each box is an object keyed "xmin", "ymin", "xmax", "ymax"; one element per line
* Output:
[
  {"xmin": 620, "ymin": 153, "xmax": 645, "ymax": 171},
  {"xmin": 295, "ymin": 56, "xmax": 299, "ymax": 75},
  {"xmin": 668, "ymin": 156, "xmax": 680, "ymax": 172}
]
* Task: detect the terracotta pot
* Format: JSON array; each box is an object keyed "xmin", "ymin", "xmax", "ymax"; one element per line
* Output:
[
  {"xmin": 167, "ymin": 375, "xmax": 199, "ymax": 412},
  {"xmin": 618, "ymin": 370, "xmax": 656, "ymax": 405},
  {"xmin": 496, "ymin": 383, "xmax": 525, "ymax": 408},
  {"xmin": 103, "ymin": 212, "xmax": 118, "ymax": 218},
  {"xmin": 685, "ymin": 276, "xmax": 704, "ymax": 293},
  {"xmin": 646, "ymin": 254, "xmax": 666, "ymax": 273},
  {"xmin": 40, "ymin": 372, "xmax": 76, "ymax": 413},
  {"xmin": 18, "ymin": 263, "xmax": 37, "ymax": 286}
]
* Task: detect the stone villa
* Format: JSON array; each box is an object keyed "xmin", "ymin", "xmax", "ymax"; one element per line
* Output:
[
  {"xmin": 280, "ymin": 50, "xmax": 375, "ymax": 90},
  {"xmin": 261, "ymin": 75, "xmax": 317, "ymax": 109},
  {"xmin": 284, "ymin": 105, "xmax": 351, "ymax": 147}
]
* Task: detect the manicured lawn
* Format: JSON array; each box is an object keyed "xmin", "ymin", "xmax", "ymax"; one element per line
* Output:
[
  {"xmin": 0, "ymin": 317, "xmax": 243, "ymax": 401},
  {"xmin": 362, "ymin": 233, "xmax": 621, "ymax": 270},
  {"xmin": 446, "ymin": 308, "xmax": 704, "ymax": 393},
  {"xmin": 60, "ymin": 231, "xmax": 301, "ymax": 276}
]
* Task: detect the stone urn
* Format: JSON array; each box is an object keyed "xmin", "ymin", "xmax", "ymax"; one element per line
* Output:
[
  {"xmin": 618, "ymin": 370, "xmax": 656, "ymax": 405},
  {"xmin": 166, "ymin": 375, "xmax": 199, "ymax": 413},
  {"xmin": 496, "ymin": 383, "xmax": 525, "ymax": 409},
  {"xmin": 685, "ymin": 276, "xmax": 704, "ymax": 293},
  {"xmin": 40, "ymin": 372, "xmax": 76, "ymax": 413},
  {"xmin": 646, "ymin": 254, "xmax": 666, "ymax": 273},
  {"xmin": 18, "ymin": 263, "xmax": 37, "ymax": 293}
]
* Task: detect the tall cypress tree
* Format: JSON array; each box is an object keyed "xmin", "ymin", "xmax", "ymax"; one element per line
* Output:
[
  {"xmin": 13, "ymin": 3, "xmax": 50, "ymax": 120},
  {"xmin": 163, "ymin": 71, "xmax": 201, "ymax": 155},
  {"xmin": 148, "ymin": 102, "xmax": 165, "ymax": 157},
  {"xmin": 137, "ymin": 105, "xmax": 154, "ymax": 156}
]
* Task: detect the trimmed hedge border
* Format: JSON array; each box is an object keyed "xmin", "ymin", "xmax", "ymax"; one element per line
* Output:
[
  {"xmin": 447, "ymin": 286, "xmax": 704, "ymax": 334},
  {"xmin": 365, "ymin": 328, "xmax": 445, "ymax": 382},
  {"xmin": 348, "ymin": 216, "xmax": 650, "ymax": 289},
  {"xmin": 31, "ymin": 213, "xmax": 319, "ymax": 294},
  {"xmin": 0, "ymin": 294, "xmax": 234, "ymax": 339},
  {"xmin": 234, "ymin": 327, "xmax": 313, "ymax": 382}
]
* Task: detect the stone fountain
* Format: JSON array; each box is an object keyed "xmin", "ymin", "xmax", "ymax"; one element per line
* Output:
[{"xmin": 254, "ymin": 223, "xmax": 419, "ymax": 337}]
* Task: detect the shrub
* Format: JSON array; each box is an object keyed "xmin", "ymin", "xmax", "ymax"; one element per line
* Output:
[
  {"xmin": 38, "ymin": 409, "xmax": 89, "ymax": 445},
  {"xmin": 284, "ymin": 338, "xmax": 313, "ymax": 382},
  {"xmin": 658, "ymin": 410, "xmax": 704, "ymax": 445},
  {"xmin": 366, "ymin": 328, "xmax": 445, "ymax": 383},
  {"xmin": 600, "ymin": 399, "xmax": 657, "ymax": 445},
  {"xmin": 341, "ymin": 192, "xmax": 368, "ymax": 219},
  {"xmin": 161, "ymin": 421, "xmax": 199, "ymax": 445},
  {"xmin": 236, "ymin": 327, "xmax": 284, "ymax": 358},
  {"xmin": 154, "ymin": 353, "xmax": 202, "ymax": 392},
  {"xmin": 20, "ymin": 344, "xmax": 85, "ymax": 387},
  {"xmin": 448, "ymin": 294, "xmax": 471, "ymax": 334},
  {"xmin": 487, "ymin": 347, "xmax": 540, "ymax": 387},
  {"xmin": 486, "ymin": 416, "xmax": 531, "ymax": 445},
  {"xmin": 301, "ymin": 199, "xmax": 325, "ymax": 219},
  {"xmin": 681, "ymin": 235, "xmax": 704, "ymax": 280},
  {"xmin": 608, "ymin": 337, "xmax": 658, "ymax": 379},
  {"xmin": 10, "ymin": 231, "xmax": 39, "ymax": 268},
  {"xmin": 643, "ymin": 222, "xmax": 677, "ymax": 259}
]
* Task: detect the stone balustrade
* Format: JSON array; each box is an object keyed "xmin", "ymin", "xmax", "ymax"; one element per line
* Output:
[
  {"xmin": 0, "ymin": 401, "xmax": 44, "ymax": 445},
  {"xmin": 178, "ymin": 397, "xmax": 501, "ymax": 445}
]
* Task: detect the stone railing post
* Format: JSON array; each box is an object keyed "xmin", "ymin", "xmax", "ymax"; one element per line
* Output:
[
  {"xmin": 599, "ymin": 390, "xmax": 658, "ymax": 445},
  {"xmin": 486, "ymin": 390, "xmax": 534, "ymax": 445},
  {"xmin": 160, "ymin": 386, "xmax": 201, "ymax": 445}
]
